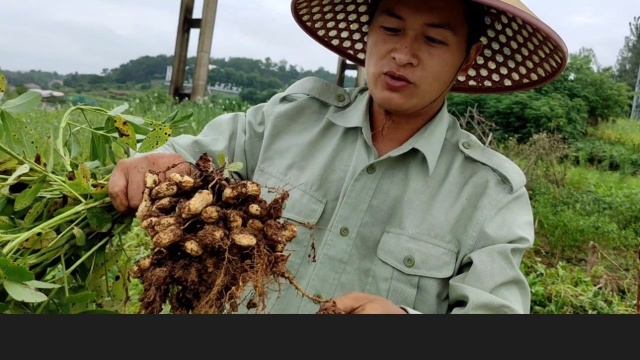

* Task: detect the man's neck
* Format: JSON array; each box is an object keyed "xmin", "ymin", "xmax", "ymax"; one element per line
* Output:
[{"xmin": 369, "ymin": 99, "xmax": 445, "ymax": 157}]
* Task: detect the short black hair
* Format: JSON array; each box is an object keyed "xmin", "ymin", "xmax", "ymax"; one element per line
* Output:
[
  {"xmin": 367, "ymin": 0, "xmax": 489, "ymax": 52},
  {"xmin": 464, "ymin": 1, "xmax": 489, "ymax": 51}
]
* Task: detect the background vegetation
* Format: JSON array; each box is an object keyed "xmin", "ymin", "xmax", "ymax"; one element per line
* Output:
[{"xmin": 1, "ymin": 16, "xmax": 640, "ymax": 314}]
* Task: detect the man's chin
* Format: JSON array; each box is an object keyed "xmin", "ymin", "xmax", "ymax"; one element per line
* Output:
[{"xmin": 370, "ymin": 96, "xmax": 413, "ymax": 115}]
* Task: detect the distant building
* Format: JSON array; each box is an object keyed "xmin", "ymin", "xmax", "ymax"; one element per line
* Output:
[
  {"xmin": 165, "ymin": 65, "xmax": 241, "ymax": 97},
  {"xmin": 209, "ymin": 82, "xmax": 241, "ymax": 96},
  {"xmin": 28, "ymin": 88, "xmax": 65, "ymax": 98}
]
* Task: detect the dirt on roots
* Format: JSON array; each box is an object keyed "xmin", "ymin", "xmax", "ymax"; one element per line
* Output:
[{"xmin": 129, "ymin": 153, "xmax": 337, "ymax": 314}]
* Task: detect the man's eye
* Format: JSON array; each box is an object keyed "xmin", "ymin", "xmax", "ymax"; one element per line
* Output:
[
  {"xmin": 382, "ymin": 26, "xmax": 400, "ymax": 33},
  {"xmin": 425, "ymin": 36, "xmax": 445, "ymax": 45}
]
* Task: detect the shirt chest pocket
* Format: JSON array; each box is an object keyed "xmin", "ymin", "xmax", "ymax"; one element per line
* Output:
[
  {"xmin": 252, "ymin": 165, "xmax": 327, "ymax": 276},
  {"xmin": 372, "ymin": 230, "xmax": 459, "ymax": 310}
]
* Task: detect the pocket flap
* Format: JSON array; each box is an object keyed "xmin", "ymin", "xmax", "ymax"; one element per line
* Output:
[
  {"xmin": 377, "ymin": 230, "xmax": 457, "ymax": 278},
  {"xmin": 253, "ymin": 165, "xmax": 326, "ymax": 224}
]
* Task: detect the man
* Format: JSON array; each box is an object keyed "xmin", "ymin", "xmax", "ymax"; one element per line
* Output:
[{"xmin": 109, "ymin": 0, "xmax": 568, "ymax": 314}]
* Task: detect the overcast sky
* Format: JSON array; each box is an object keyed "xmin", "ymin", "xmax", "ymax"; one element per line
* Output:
[{"xmin": 1, "ymin": 0, "xmax": 639, "ymax": 75}]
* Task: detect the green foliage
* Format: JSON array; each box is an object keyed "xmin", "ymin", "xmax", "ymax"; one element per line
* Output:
[
  {"xmin": 523, "ymin": 256, "xmax": 637, "ymax": 314},
  {"xmin": 2, "ymin": 55, "xmax": 354, "ymax": 108},
  {"xmin": 614, "ymin": 16, "xmax": 640, "ymax": 91},
  {"xmin": 15, "ymin": 86, "xmax": 28, "ymax": 96},
  {"xmin": 496, "ymin": 133, "xmax": 571, "ymax": 190},
  {"xmin": 594, "ymin": 117, "xmax": 640, "ymax": 147},
  {"xmin": 538, "ymin": 49, "xmax": 633, "ymax": 126},
  {"xmin": 569, "ymin": 118, "xmax": 640, "ymax": 176},
  {"xmin": 124, "ymin": 88, "xmax": 250, "ymax": 136},
  {"xmin": 0, "ymin": 70, "xmax": 192, "ymax": 313},
  {"xmin": 449, "ymin": 50, "xmax": 633, "ymax": 143},
  {"xmin": 239, "ymin": 88, "xmax": 278, "ymax": 105},
  {"xmin": 570, "ymin": 138, "xmax": 640, "ymax": 175},
  {"xmin": 0, "ymin": 69, "xmax": 63, "ymax": 90},
  {"xmin": 109, "ymin": 55, "xmax": 174, "ymax": 84},
  {"xmin": 530, "ymin": 167, "xmax": 640, "ymax": 253},
  {"xmin": 449, "ymin": 91, "xmax": 588, "ymax": 143},
  {"xmin": 3, "ymin": 64, "xmax": 639, "ymax": 313}
]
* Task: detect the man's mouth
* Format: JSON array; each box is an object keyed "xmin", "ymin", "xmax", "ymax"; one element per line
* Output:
[{"xmin": 384, "ymin": 71, "xmax": 413, "ymax": 84}]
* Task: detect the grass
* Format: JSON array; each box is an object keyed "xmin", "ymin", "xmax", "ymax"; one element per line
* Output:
[
  {"xmin": 595, "ymin": 118, "xmax": 640, "ymax": 147},
  {"xmin": 514, "ymin": 118, "xmax": 640, "ymax": 314}
]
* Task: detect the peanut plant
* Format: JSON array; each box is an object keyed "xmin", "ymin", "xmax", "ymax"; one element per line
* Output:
[{"xmin": 0, "ymin": 71, "xmax": 193, "ymax": 313}]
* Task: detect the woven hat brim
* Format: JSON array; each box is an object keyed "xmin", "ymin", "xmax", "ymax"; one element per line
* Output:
[{"xmin": 291, "ymin": 0, "xmax": 569, "ymax": 94}]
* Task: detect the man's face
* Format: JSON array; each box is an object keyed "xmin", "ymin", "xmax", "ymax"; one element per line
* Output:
[{"xmin": 365, "ymin": 0, "xmax": 479, "ymax": 115}]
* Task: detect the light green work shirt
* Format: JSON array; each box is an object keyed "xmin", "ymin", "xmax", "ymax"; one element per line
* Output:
[{"xmin": 143, "ymin": 76, "xmax": 535, "ymax": 314}]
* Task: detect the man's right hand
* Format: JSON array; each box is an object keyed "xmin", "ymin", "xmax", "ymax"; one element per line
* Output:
[{"xmin": 108, "ymin": 153, "xmax": 192, "ymax": 214}]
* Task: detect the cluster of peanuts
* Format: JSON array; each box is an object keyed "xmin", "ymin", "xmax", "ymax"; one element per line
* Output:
[{"xmin": 129, "ymin": 154, "xmax": 297, "ymax": 281}]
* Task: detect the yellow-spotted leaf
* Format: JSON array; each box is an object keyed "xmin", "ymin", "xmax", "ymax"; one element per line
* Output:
[
  {"xmin": 0, "ymin": 258, "xmax": 34, "ymax": 283},
  {"xmin": 114, "ymin": 115, "xmax": 137, "ymax": 150},
  {"xmin": 23, "ymin": 200, "xmax": 46, "ymax": 226},
  {"xmin": 78, "ymin": 162, "xmax": 91, "ymax": 183},
  {"xmin": 14, "ymin": 174, "xmax": 47, "ymax": 212},
  {"xmin": 65, "ymin": 163, "xmax": 92, "ymax": 195},
  {"xmin": 21, "ymin": 229, "xmax": 57, "ymax": 250},
  {"xmin": 0, "ymin": 216, "xmax": 13, "ymax": 231},
  {"xmin": 90, "ymin": 184, "xmax": 109, "ymax": 201},
  {"xmin": 0, "ymin": 158, "xmax": 19, "ymax": 173},
  {"xmin": 137, "ymin": 125, "xmax": 172, "ymax": 153}
]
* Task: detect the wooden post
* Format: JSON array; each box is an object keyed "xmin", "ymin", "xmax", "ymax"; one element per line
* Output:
[
  {"xmin": 192, "ymin": 0, "xmax": 219, "ymax": 102},
  {"xmin": 336, "ymin": 56, "xmax": 366, "ymax": 88},
  {"xmin": 170, "ymin": 0, "xmax": 195, "ymax": 101}
]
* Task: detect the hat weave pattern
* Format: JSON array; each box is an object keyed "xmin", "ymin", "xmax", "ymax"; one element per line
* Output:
[{"xmin": 292, "ymin": 0, "xmax": 568, "ymax": 94}]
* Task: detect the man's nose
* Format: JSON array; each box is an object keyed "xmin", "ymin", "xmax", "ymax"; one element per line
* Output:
[{"xmin": 392, "ymin": 36, "xmax": 419, "ymax": 66}]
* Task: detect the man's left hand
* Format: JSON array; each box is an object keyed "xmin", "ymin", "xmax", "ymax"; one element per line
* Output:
[{"xmin": 319, "ymin": 292, "xmax": 408, "ymax": 314}]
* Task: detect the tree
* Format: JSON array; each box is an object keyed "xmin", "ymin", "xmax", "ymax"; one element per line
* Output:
[{"xmin": 615, "ymin": 16, "xmax": 640, "ymax": 91}]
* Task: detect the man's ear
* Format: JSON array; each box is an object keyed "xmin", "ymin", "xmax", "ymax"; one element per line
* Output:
[{"xmin": 458, "ymin": 42, "xmax": 483, "ymax": 77}]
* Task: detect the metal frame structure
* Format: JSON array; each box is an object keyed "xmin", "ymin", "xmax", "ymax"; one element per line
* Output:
[
  {"xmin": 631, "ymin": 62, "xmax": 640, "ymax": 120},
  {"xmin": 336, "ymin": 56, "xmax": 366, "ymax": 88},
  {"xmin": 170, "ymin": 0, "xmax": 219, "ymax": 102},
  {"xmin": 170, "ymin": 1, "xmax": 366, "ymax": 101}
]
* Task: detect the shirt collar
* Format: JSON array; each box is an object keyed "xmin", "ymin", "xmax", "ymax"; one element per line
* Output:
[
  {"xmin": 404, "ymin": 100, "xmax": 451, "ymax": 176},
  {"xmin": 328, "ymin": 90, "xmax": 452, "ymax": 176}
]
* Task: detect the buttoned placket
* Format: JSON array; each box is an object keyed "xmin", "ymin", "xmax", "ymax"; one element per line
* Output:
[{"xmin": 297, "ymin": 159, "xmax": 384, "ymax": 313}]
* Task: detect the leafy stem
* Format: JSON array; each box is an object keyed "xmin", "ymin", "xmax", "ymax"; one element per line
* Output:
[
  {"xmin": 66, "ymin": 120, "xmax": 118, "ymax": 139},
  {"xmin": 0, "ymin": 141, "xmax": 86, "ymax": 202},
  {"xmin": 57, "ymin": 106, "xmax": 110, "ymax": 172},
  {"xmin": 2, "ymin": 197, "xmax": 111, "ymax": 256}
]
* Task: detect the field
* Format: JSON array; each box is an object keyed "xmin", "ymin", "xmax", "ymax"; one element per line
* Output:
[{"xmin": 1, "ymin": 86, "xmax": 639, "ymax": 314}]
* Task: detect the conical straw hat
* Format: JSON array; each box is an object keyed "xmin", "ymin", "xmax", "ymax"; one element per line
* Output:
[{"xmin": 291, "ymin": 0, "xmax": 569, "ymax": 94}]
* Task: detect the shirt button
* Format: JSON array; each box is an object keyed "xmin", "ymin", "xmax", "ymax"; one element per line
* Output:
[
  {"xmin": 366, "ymin": 164, "xmax": 377, "ymax": 174},
  {"xmin": 403, "ymin": 255, "xmax": 415, "ymax": 268},
  {"xmin": 340, "ymin": 227, "xmax": 350, "ymax": 237},
  {"xmin": 462, "ymin": 141, "xmax": 472, "ymax": 150},
  {"xmin": 336, "ymin": 93, "xmax": 346, "ymax": 102}
]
